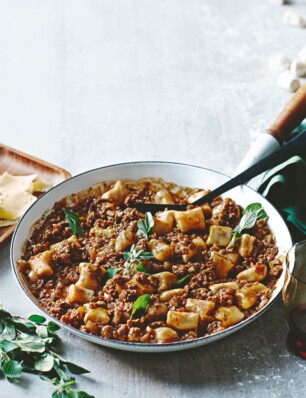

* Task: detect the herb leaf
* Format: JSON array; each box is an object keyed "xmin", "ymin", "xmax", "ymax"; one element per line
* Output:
[
  {"xmin": 137, "ymin": 212, "xmax": 154, "ymax": 239},
  {"xmin": 34, "ymin": 353, "xmax": 55, "ymax": 372},
  {"xmin": 2, "ymin": 359, "xmax": 22, "ymax": 379},
  {"xmin": 48, "ymin": 321, "xmax": 61, "ymax": 333},
  {"xmin": 173, "ymin": 275, "xmax": 190, "ymax": 288},
  {"xmin": 136, "ymin": 263, "xmax": 151, "ymax": 274},
  {"xmin": 107, "ymin": 267, "xmax": 121, "ymax": 279},
  {"xmin": 0, "ymin": 340, "xmax": 18, "ymax": 353},
  {"xmin": 66, "ymin": 362, "xmax": 90, "ymax": 375},
  {"xmin": 28, "ymin": 314, "xmax": 46, "ymax": 324},
  {"xmin": 229, "ymin": 202, "xmax": 268, "ymax": 247},
  {"xmin": 123, "ymin": 245, "xmax": 154, "ymax": 277},
  {"xmin": 130, "ymin": 294, "xmax": 151, "ymax": 319},
  {"xmin": 0, "ymin": 308, "xmax": 92, "ymax": 397},
  {"xmin": 64, "ymin": 209, "xmax": 84, "ymax": 238}
]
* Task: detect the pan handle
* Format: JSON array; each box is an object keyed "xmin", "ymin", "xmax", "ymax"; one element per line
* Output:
[
  {"xmin": 268, "ymin": 83, "xmax": 306, "ymax": 144},
  {"xmin": 234, "ymin": 83, "xmax": 306, "ymax": 176}
]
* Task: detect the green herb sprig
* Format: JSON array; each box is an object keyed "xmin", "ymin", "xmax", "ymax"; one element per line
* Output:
[
  {"xmin": 229, "ymin": 202, "xmax": 268, "ymax": 247},
  {"xmin": 106, "ymin": 268, "xmax": 121, "ymax": 279},
  {"xmin": 123, "ymin": 244, "xmax": 154, "ymax": 277},
  {"xmin": 173, "ymin": 275, "xmax": 190, "ymax": 288},
  {"xmin": 136, "ymin": 263, "xmax": 152, "ymax": 275},
  {"xmin": 130, "ymin": 294, "xmax": 151, "ymax": 319},
  {"xmin": 64, "ymin": 209, "xmax": 84, "ymax": 238},
  {"xmin": 0, "ymin": 308, "xmax": 94, "ymax": 398},
  {"xmin": 137, "ymin": 212, "xmax": 154, "ymax": 239}
]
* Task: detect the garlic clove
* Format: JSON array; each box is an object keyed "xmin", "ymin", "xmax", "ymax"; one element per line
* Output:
[{"xmin": 277, "ymin": 71, "xmax": 300, "ymax": 92}]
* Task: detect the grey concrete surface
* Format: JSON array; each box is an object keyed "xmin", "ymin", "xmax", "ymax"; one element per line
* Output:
[{"xmin": 1, "ymin": 0, "xmax": 306, "ymax": 397}]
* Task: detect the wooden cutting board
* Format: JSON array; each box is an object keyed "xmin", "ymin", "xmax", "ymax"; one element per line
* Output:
[{"xmin": 0, "ymin": 144, "xmax": 71, "ymax": 245}]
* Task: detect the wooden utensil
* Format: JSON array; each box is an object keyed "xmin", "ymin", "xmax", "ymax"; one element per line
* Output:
[
  {"xmin": 131, "ymin": 129, "xmax": 306, "ymax": 214},
  {"xmin": 269, "ymin": 83, "xmax": 306, "ymax": 144},
  {"xmin": 234, "ymin": 83, "xmax": 306, "ymax": 175}
]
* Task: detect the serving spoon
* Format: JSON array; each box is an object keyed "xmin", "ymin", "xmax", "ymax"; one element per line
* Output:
[{"xmin": 130, "ymin": 129, "xmax": 306, "ymax": 214}]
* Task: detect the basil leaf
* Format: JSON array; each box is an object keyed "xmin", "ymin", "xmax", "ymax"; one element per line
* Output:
[
  {"xmin": 2, "ymin": 359, "xmax": 22, "ymax": 379},
  {"xmin": 34, "ymin": 353, "xmax": 54, "ymax": 372},
  {"xmin": 130, "ymin": 294, "xmax": 151, "ymax": 319},
  {"xmin": 107, "ymin": 267, "xmax": 121, "ymax": 279},
  {"xmin": 137, "ymin": 212, "xmax": 154, "ymax": 239},
  {"xmin": 66, "ymin": 362, "xmax": 90, "ymax": 375},
  {"xmin": 28, "ymin": 314, "xmax": 46, "ymax": 324},
  {"xmin": 173, "ymin": 275, "xmax": 190, "ymax": 288},
  {"xmin": 136, "ymin": 263, "xmax": 151, "ymax": 274},
  {"xmin": 0, "ymin": 320, "xmax": 3, "ymax": 333},
  {"xmin": 0, "ymin": 340, "xmax": 18, "ymax": 353},
  {"xmin": 64, "ymin": 209, "xmax": 84, "ymax": 238}
]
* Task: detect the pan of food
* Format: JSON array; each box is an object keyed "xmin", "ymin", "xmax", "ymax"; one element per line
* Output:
[
  {"xmin": 10, "ymin": 161, "xmax": 291, "ymax": 352},
  {"xmin": 9, "ymin": 86, "xmax": 306, "ymax": 353}
]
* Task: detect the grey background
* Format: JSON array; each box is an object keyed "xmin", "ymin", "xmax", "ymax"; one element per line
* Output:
[{"xmin": 1, "ymin": 0, "xmax": 306, "ymax": 397}]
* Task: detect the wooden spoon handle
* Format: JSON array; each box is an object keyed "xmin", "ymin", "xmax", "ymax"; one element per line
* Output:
[{"xmin": 268, "ymin": 83, "xmax": 306, "ymax": 143}]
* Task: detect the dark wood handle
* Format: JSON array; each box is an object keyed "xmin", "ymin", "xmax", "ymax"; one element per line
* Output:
[{"xmin": 268, "ymin": 83, "xmax": 306, "ymax": 143}]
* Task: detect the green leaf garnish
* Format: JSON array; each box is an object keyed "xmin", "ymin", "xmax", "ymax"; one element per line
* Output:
[
  {"xmin": 107, "ymin": 267, "xmax": 121, "ymax": 279},
  {"xmin": 137, "ymin": 212, "xmax": 154, "ymax": 239},
  {"xmin": 229, "ymin": 202, "xmax": 268, "ymax": 247},
  {"xmin": 136, "ymin": 263, "xmax": 151, "ymax": 274},
  {"xmin": 34, "ymin": 353, "xmax": 55, "ymax": 372},
  {"xmin": 65, "ymin": 362, "xmax": 90, "ymax": 375},
  {"xmin": 173, "ymin": 275, "xmax": 190, "ymax": 288},
  {"xmin": 48, "ymin": 321, "xmax": 60, "ymax": 333},
  {"xmin": 0, "ymin": 308, "xmax": 92, "ymax": 397},
  {"xmin": 123, "ymin": 244, "xmax": 154, "ymax": 277},
  {"xmin": 64, "ymin": 208, "xmax": 84, "ymax": 238},
  {"xmin": 0, "ymin": 340, "xmax": 18, "ymax": 353},
  {"xmin": 130, "ymin": 294, "xmax": 151, "ymax": 319},
  {"xmin": 28, "ymin": 314, "xmax": 46, "ymax": 324},
  {"xmin": 2, "ymin": 359, "xmax": 22, "ymax": 378}
]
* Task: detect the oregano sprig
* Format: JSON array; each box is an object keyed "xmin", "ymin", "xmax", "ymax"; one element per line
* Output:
[
  {"xmin": 229, "ymin": 202, "xmax": 268, "ymax": 247},
  {"xmin": 137, "ymin": 212, "xmax": 154, "ymax": 239},
  {"xmin": 0, "ymin": 308, "xmax": 94, "ymax": 398}
]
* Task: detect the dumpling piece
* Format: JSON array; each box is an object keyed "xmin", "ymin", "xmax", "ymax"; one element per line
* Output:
[
  {"xmin": 148, "ymin": 239, "xmax": 173, "ymax": 262},
  {"xmin": 154, "ymin": 189, "xmax": 175, "ymax": 205},
  {"xmin": 101, "ymin": 180, "xmax": 128, "ymax": 205},
  {"xmin": 28, "ymin": 250, "xmax": 53, "ymax": 278},
  {"xmin": 174, "ymin": 208, "xmax": 205, "ymax": 233},
  {"xmin": 66, "ymin": 284, "xmax": 94, "ymax": 304},
  {"xmin": 154, "ymin": 327, "xmax": 178, "ymax": 343},
  {"xmin": 152, "ymin": 211, "xmax": 175, "ymax": 235},
  {"xmin": 214, "ymin": 306, "xmax": 244, "ymax": 327},
  {"xmin": 166, "ymin": 310, "xmax": 199, "ymax": 330},
  {"xmin": 210, "ymin": 252, "xmax": 235, "ymax": 278},
  {"xmin": 207, "ymin": 225, "xmax": 233, "ymax": 247}
]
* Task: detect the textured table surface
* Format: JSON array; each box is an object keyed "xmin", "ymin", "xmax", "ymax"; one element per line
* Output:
[{"xmin": 1, "ymin": 1, "xmax": 306, "ymax": 397}]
